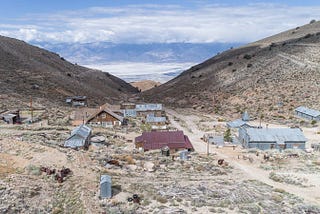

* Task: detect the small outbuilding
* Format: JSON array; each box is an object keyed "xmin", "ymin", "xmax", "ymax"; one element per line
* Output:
[
  {"xmin": 209, "ymin": 136, "xmax": 225, "ymax": 146},
  {"xmin": 295, "ymin": 106, "xmax": 320, "ymax": 121},
  {"xmin": 64, "ymin": 124, "xmax": 92, "ymax": 149},
  {"xmin": 145, "ymin": 114, "xmax": 167, "ymax": 125},
  {"xmin": 0, "ymin": 110, "xmax": 21, "ymax": 124},
  {"xmin": 100, "ymin": 175, "xmax": 112, "ymax": 199},
  {"xmin": 66, "ymin": 96, "xmax": 87, "ymax": 107}
]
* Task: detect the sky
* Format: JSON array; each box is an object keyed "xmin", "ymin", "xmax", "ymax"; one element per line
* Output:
[{"xmin": 0, "ymin": 0, "xmax": 320, "ymax": 44}]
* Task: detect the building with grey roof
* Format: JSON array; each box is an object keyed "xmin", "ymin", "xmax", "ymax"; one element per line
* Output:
[
  {"xmin": 227, "ymin": 119, "xmax": 253, "ymax": 129},
  {"xmin": 146, "ymin": 115, "xmax": 166, "ymax": 124},
  {"xmin": 227, "ymin": 111, "xmax": 252, "ymax": 128},
  {"xmin": 135, "ymin": 103, "xmax": 162, "ymax": 111},
  {"xmin": 295, "ymin": 106, "xmax": 320, "ymax": 121},
  {"xmin": 239, "ymin": 127, "xmax": 306, "ymax": 150},
  {"xmin": 64, "ymin": 124, "xmax": 92, "ymax": 149}
]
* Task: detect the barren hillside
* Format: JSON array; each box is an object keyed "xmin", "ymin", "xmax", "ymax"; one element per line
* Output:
[
  {"xmin": 141, "ymin": 21, "xmax": 320, "ymax": 121},
  {"xmin": 130, "ymin": 80, "xmax": 161, "ymax": 92},
  {"xmin": 0, "ymin": 35, "xmax": 138, "ymax": 109}
]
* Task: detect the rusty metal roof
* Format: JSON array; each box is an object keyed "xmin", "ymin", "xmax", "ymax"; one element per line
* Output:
[{"xmin": 135, "ymin": 130, "xmax": 193, "ymax": 151}]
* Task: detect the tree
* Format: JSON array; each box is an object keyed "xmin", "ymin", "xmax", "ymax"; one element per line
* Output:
[{"xmin": 224, "ymin": 128, "xmax": 232, "ymax": 142}]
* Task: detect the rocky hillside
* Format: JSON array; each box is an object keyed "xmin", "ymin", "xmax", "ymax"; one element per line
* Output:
[
  {"xmin": 141, "ymin": 21, "xmax": 320, "ymax": 121},
  {"xmin": 0, "ymin": 35, "xmax": 138, "ymax": 109}
]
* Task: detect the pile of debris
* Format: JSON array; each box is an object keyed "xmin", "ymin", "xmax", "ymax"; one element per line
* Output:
[{"xmin": 40, "ymin": 166, "xmax": 72, "ymax": 183}]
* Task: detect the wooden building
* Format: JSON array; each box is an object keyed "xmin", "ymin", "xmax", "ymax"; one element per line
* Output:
[{"xmin": 86, "ymin": 107, "xmax": 125, "ymax": 127}]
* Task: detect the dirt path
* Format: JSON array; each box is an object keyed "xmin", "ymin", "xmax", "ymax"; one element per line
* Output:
[{"xmin": 167, "ymin": 108, "xmax": 320, "ymax": 206}]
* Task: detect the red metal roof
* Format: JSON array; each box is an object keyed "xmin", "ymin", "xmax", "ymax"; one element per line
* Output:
[{"xmin": 135, "ymin": 130, "xmax": 194, "ymax": 151}]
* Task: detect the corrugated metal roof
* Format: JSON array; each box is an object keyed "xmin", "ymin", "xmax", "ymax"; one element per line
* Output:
[
  {"xmin": 135, "ymin": 130, "xmax": 194, "ymax": 151},
  {"xmin": 246, "ymin": 128, "xmax": 307, "ymax": 142},
  {"xmin": 71, "ymin": 124, "xmax": 91, "ymax": 138},
  {"xmin": 135, "ymin": 103, "xmax": 162, "ymax": 111},
  {"xmin": 65, "ymin": 124, "xmax": 91, "ymax": 148},
  {"xmin": 227, "ymin": 119, "xmax": 251, "ymax": 128},
  {"xmin": 3, "ymin": 113, "xmax": 17, "ymax": 119},
  {"xmin": 146, "ymin": 115, "xmax": 166, "ymax": 123},
  {"xmin": 295, "ymin": 106, "xmax": 320, "ymax": 118}
]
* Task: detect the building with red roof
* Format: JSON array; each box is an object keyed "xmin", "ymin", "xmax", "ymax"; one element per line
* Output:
[{"xmin": 135, "ymin": 130, "xmax": 194, "ymax": 152}]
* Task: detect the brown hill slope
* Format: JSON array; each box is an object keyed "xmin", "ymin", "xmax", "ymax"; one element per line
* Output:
[
  {"xmin": 0, "ymin": 35, "xmax": 138, "ymax": 109},
  {"xmin": 130, "ymin": 80, "xmax": 161, "ymax": 92},
  {"xmin": 141, "ymin": 21, "xmax": 320, "ymax": 120}
]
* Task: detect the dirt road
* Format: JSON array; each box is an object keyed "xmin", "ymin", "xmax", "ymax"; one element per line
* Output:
[{"xmin": 166, "ymin": 108, "xmax": 320, "ymax": 206}]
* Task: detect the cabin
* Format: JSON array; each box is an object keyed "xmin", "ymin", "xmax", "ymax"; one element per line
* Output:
[
  {"xmin": 86, "ymin": 107, "xmax": 125, "ymax": 127},
  {"xmin": 294, "ymin": 106, "xmax": 320, "ymax": 121},
  {"xmin": 135, "ymin": 130, "xmax": 194, "ymax": 153},
  {"xmin": 64, "ymin": 124, "xmax": 92, "ymax": 149},
  {"xmin": 239, "ymin": 127, "xmax": 306, "ymax": 150},
  {"xmin": 0, "ymin": 110, "xmax": 21, "ymax": 124}
]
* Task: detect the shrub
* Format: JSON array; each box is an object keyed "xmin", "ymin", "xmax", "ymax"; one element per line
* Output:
[
  {"xmin": 304, "ymin": 33, "xmax": 313, "ymax": 39},
  {"xmin": 310, "ymin": 19, "xmax": 316, "ymax": 24},
  {"xmin": 311, "ymin": 120, "xmax": 317, "ymax": 125},
  {"xmin": 156, "ymin": 196, "xmax": 168, "ymax": 204},
  {"xmin": 243, "ymin": 54, "xmax": 252, "ymax": 60},
  {"xmin": 224, "ymin": 128, "xmax": 232, "ymax": 142}
]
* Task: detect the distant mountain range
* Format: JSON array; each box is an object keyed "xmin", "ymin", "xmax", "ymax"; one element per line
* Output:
[
  {"xmin": 34, "ymin": 42, "xmax": 242, "ymax": 64},
  {"xmin": 32, "ymin": 42, "xmax": 242, "ymax": 82}
]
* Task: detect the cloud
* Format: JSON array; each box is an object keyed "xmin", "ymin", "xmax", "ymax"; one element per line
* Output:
[{"xmin": 0, "ymin": 3, "xmax": 319, "ymax": 44}]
